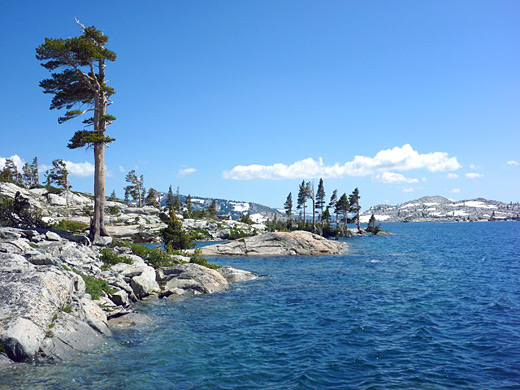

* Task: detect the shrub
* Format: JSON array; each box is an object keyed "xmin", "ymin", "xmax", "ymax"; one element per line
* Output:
[
  {"xmin": 189, "ymin": 249, "xmax": 220, "ymax": 270},
  {"xmin": 99, "ymin": 248, "xmax": 133, "ymax": 270},
  {"xmin": 81, "ymin": 275, "xmax": 114, "ymax": 300},
  {"xmin": 192, "ymin": 229, "xmax": 211, "ymax": 240},
  {"xmin": 367, "ymin": 224, "xmax": 382, "ymax": 235},
  {"xmin": 228, "ymin": 227, "xmax": 255, "ymax": 240},
  {"xmin": 106, "ymin": 205, "xmax": 120, "ymax": 216},
  {"xmin": 322, "ymin": 225, "xmax": 341, "ymax": 239},
  {"xmin": 0, "ymin": 192, "xmax": 47, "ymax": 228},
  {"xmin": 129, "ymin": 243, "xmax": 177, "ymax": 269},
  {"xmin": 51, "ymin": 219, "xmax": 88, "ymax": 233}
]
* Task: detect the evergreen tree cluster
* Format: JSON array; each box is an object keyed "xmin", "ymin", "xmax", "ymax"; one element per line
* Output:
[
  {"xmin": 282, "ymin": 178, "xmax": 363, "ymax": 237},
  {"xmin": 1, "ymin": 156, "xmax": 72, "ymax": 191}
]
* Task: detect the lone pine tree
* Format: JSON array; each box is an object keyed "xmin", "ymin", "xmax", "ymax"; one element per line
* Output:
[{"xmin": 36, "ymin": 19, "xmax": 116, "ymax": 243}]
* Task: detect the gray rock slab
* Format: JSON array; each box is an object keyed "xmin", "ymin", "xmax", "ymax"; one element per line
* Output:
[
  {"xmin": 217, "ymin": 266, "xmax": 259, "ymax": 282},
  {"xmin": 161, "ymin": 263, "xmax": 229, "ymax": 295},
  {"xmin": 198, "ymin": 231, "xmax": 347, "ymax": 256}
]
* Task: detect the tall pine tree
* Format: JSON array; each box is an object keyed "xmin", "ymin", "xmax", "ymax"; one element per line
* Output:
[
  {"xmin": 349, "ymin": 187, "xmax": 361, "ymax": 230},
  {"xmin": 315, "ymin": 178, "xmax": 326, "ymax": 226},
  {"xmin": 36, "ymin": 20, "xmax": 116, "ymax": 243}
]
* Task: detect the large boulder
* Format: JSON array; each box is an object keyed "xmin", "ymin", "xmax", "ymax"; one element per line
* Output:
[
  {"xmin": 160, "ymin": 263, "xmax": 229, "ymax": 296},
  {"xmin": 197, "ymin": 231, "xmax": 347, "ymax": 256},
  {"xmin": 39, "ymin": 313, "xmax": 105, "ymax": 361},
  {"xmin": 0, "ymin": 318, "xmax": 45, "ymax": 362},
  {"xmin": 217, "ymin": 266, "xmax": 259, "ymax": 282},
  {"xmin": 78, "ymin": 298, "xmax": 111, "ymax": 336}
]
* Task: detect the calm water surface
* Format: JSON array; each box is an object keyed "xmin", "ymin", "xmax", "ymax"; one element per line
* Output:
[{"xmin": 1, "ymin": 222, "xmax": 519, "ymax": 389}]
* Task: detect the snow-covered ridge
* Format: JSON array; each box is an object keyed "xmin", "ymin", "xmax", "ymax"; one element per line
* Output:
[{"xmin": 361, "ymin": 196, "xmax": 520, "ymax": 222}]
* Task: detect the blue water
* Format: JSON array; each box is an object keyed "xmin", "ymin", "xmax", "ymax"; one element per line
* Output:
[{"xmin": 1, "ymin": 222, "xmax": 519, "ymax": 389}]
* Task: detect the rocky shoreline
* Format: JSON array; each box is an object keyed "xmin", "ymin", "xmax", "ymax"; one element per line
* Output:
[
  {"xmin": 197, "ymin": 230, "xmax": 347, "ymax": 256},
  {"xmin": 0, "ymin": 226, "xmax": 258, "ymax": 365}
]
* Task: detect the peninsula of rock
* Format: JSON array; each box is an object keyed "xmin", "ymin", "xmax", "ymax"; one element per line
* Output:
[{"xmin": 197, "ymin": 230, "xmax": 347, "ymax": 256}]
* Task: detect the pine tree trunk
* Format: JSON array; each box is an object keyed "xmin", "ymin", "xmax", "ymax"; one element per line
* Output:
[{"xmin": 91, "ymin": 142, "xmax": 107, "ymax": 242}]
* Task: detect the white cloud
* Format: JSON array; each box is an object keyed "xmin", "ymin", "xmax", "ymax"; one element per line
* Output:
[
  {"xmin": 375, "ymin": 172, "xmax": 419, "ymax": 184},
  {"xmin": 465, "ymin": 172, "xmax": 484, "ymax": 179},
  {"xmin": 403, "ymin": 187, "xmax": 415, "ymax": 192},
  {"xmin": 223, "ymin": 144, "xmax": 461, "ymax": 180},
  {"xmin": 64, "ymin": 161, "xmax": 95, "ymax": 177},
  {"xmin": 118, "ymin": 165, "xmax": 126, "ymax": 173},
  {"xmin": 507, "ymin": 160, "xmax": 519, "ymax": 166},
  {"xmin": 446, "ymin": 173, "xmax": 458, "ymax": 179},
  {"xmin": 451, "ymin": 188, "xmax": 461, "ymax": 193},
  {"xmin": 178, "ymin": 167, "xmax": 197, "ymax": 177},
  {"xmin": 469, "ymin": 164, "xmax": 481, "ymax": 169},
  {"xmin": 0, "ymin": 154, "xmax": 25, "ymax": 171}
]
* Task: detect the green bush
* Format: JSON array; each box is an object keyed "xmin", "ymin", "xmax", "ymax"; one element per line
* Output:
[
  {"xmin": 106, "ymin": 205, "xmax": 120, "ymax": 216},
  {"xmin": 0, "ymin": 192, "xmax": 47, "ymax": 228},
  {"xmin": 366, "ymin": 224, "xmax": 382, "ymax": 235},
  {"xmin": 99, "ymin": 248, "xmax": 133, "ymax": 270},
  {"xmin": 228, "ymin": 227, "xmax": 255, "ymax": 240},
  {"xmin": 189, "ymin": 249, "xmax": 220, "ymax": 270},
  {"xmin": 51, "ymin": 219, "xmax": 88, "ymax": 233},
  {"xmin": 129, "ymin": 243, "xmax": 178, "ymax": 269},
  {"xmin": 192, "ymin": 229, "xmax": 211, "ymax": 240},
  {"xmin": 82, "ymin": 275, "xmax": 114, "ymax": 300},
  {"xmin": 321, "ymin": 225, "xmax": 341, "ymax": 239}
]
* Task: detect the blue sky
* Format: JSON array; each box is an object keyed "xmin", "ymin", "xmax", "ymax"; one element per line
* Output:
[{"xmin": 1, "ymin": 1, "xmax": 519, "ymax": 209}]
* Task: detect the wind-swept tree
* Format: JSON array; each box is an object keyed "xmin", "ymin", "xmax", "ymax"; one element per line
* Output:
[
  {"xmin": 166, "ymin": 185, "xmax": 174, "ymax": 209},
  {"xmin": 208, "ymin": 199, "xmax": 218, "ymax": 218},
  {"xmin": 284, "ymin": 192, "xmax": 293, "ymax": 222},
  {"xmin": 22, "ymin": 163, "xmax": 31, "ymax": 188},
  {"xmin": 185, "ymin": 194, "xmax": 193, "ymax": 218},
  {"xmin": 0, "ymin": 159, "xmax": 19, "ymax": 184},
  {"xmin": 46, "ymin": 159, "xmax": 69, "ymax": 189},
  {"xmin": 329, "ymin": 189, "xmax": 338, "ymax": 224},
  {"xmin": 30, "ymin": 157, "xmax": 39, "ymax": 187},
  {"xmin": 175, "ymin": 187, "xmax": 181, "ymax": 213},
  {"xmin": 315, "ymin": 178, "xmax": 326, "ymax": 226},
  {"xmin": 36, "ymin": 20, "xmax": 116, "ymax": 243},
  {"xmin": 145, "ymin": 188, "xmax": 160, "ymax": 208},
  {"xmin": 124, "ymin": 170, "xmax": 143, "ymax": 207},
  {"xmin": 349, "ymin": 187, "xmax": 361, "ymax": 230},
  {"xmin": 336, "ymin": 193, "xmax": 350, "ymax": 233},
  {"xmin": 306, "ymin": 181, "xmax": 316, "ymax": 231},
  {"xmin": 297, "ymin": 180, "xmax": 308, "ymax": 222}
]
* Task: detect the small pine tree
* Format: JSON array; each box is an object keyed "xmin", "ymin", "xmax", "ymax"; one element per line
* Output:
[
  {"xmin": 315, "ymin": 178, "xmax": 326, "ymax": 223},
  {"xmin": 166, "ymin": 185, "xmax": 174, "ymax": 209},
  {"xmin": 284, "ymin": 192, "xmax": 293, "ymax": 221},
  {"xmin": 174, "ymin": 187, "xmax": 181, "ymax": 212},
  {"xmin": 30, "ymin": 157, "xmax": 39, "ymax": 187},
  {"xmin": 208, "ymin": 199, "xmax": 217, "ymax": 218},
  {"xmin": 46, "ymin": 159, "xmax": 69, "ymax": 189},
  {"xmin": 185, "ymin": 194, "xmax": 193, "ymax": 218},
  {"xmin": 160, "ymin": 207, "xmax": 193, "ymax": 250}
]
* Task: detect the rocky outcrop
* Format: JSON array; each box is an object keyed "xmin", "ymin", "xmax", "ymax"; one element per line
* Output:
[
  {"xmin": 217, "ymin": 266, "xmax": 260, "ymax": 282},
  {"xmin": 0, "ymin": 225, "xmax": 258, "ymax": 364},
  {"xmin": 197, "ymin": 230, "xmax": 347, "ymax": 256},
  {"xmin": 158, "ymin": 263, "xmax": 229, "ymax": 297}
]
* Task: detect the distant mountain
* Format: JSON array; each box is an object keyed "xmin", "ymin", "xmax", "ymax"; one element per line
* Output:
[
  {"xmin": 360, "ymin": 196, "xmax": 520, "ymax": 223},
  {"xmin": 159, "ymin": 193, "xmax": 283, "ymax": 222}
]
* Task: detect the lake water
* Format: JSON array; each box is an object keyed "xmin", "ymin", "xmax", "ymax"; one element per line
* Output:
[{"xmin": 1, "ymin": 222, "xmax": 519, "ymax": 389}]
